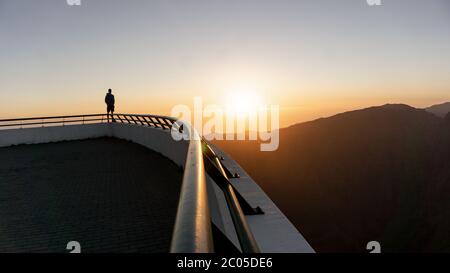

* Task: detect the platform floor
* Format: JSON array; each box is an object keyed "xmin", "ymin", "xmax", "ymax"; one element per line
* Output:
[{"xmin": 0, "ymin": 137, "xmax": 183, "ymax": 253}]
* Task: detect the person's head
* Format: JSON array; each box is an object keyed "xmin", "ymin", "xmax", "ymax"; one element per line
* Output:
[{"xmin": 108, "ymin": 89, "xmax": 112, "ymax": 94}]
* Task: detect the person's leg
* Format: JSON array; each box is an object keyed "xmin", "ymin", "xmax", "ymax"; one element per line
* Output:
[{"xmin": 106, "ymin": 107, "xmax": 110, "ymax": 122}]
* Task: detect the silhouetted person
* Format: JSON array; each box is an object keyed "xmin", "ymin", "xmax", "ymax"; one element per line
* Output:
[{"xmin": 105, "ymin": 89, "xmax": 115, "ymax": 122}]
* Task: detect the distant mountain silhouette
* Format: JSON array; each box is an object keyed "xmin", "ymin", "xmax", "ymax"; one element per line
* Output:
[
  {"xmin": 426, "ymin": 101, "xmax": 450, "ymax": 117},
  {"xmin": 213, "ymin": 104, "xmax": 450, "ymax": 252}
]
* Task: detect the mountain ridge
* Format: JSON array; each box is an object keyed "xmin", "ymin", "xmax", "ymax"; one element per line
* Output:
[{"xmin": 286, "ymin": 103, "xmax": 440, "ymax": 130}]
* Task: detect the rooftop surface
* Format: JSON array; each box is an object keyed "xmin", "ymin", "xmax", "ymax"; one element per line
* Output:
[{"xmin": 0, "ymin": 137, "xmax": 183, "ymax": 253}]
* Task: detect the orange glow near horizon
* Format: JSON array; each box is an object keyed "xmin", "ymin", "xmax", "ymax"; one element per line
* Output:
[{"xmin": 1, "ymin": 87, "xmax": 449, "ymax": 129}]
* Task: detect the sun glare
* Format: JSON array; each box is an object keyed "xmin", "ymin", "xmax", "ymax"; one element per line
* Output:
[{"xmin": 225, "ymin": 88, "xmax": 263, "ymax": 115}]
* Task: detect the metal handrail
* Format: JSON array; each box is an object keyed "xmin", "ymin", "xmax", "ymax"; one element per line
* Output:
[
  {"xmin": 202, "ymin": 140, "xmax": 264, "ymax": 216},
  {"xmin": 170, "ymin": 129, "xmax": 213, "ymax": 253},
  {"xmin": 0, "ymin": 114, "xmax": 178, "ymax": 129},
  {"xmin": 0, "ymin": 114, "xmax": 260, "ymax": 253},
  {"xmin": 201, "ymin": 141, "xmax": 261, "ymax": 253},
  {"xmin": 0, "ymin": 114, "xmax": 107, "ymax": 122}
]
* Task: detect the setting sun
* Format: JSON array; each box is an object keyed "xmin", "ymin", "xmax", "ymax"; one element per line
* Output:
[{"xmin": 224, "ymin": 88, "xmax": 263, "ymax": 116}]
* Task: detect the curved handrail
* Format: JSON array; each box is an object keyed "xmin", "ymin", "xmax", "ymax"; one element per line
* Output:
[{"xmin": 169, "ymin": 129, "xmax": 213, "ymax": 253}]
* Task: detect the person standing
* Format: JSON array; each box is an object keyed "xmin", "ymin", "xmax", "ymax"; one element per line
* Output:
[{"xmin": 105, "ymin": 89, "xmax": 115, "ymax": 122}]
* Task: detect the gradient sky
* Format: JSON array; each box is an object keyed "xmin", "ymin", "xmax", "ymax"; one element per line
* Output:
[{"xmin": 1, "ymin": 0, "xmax": 449, "ymax": 127}]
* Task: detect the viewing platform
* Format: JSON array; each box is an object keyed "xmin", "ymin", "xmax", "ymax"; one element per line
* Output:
[{"xmin": 0, "ymin": 114, "xmax": 314, "ymax": 253}]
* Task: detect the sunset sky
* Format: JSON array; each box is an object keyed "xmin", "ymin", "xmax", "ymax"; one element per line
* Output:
[{"xmin": 1, "ymin": 0, "xmax": 449, "ymax": 127}]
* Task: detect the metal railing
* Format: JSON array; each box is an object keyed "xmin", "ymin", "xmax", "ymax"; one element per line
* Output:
[
  {"xmin": 202, "ymin": 140, "xmax": 262, "ymax": 253},
  {"xmin": 0, "ymin": 114, "xmax": 108, "ymax": 129},
  {"xmin": 0, "ymin": 113, "xmax": 178, "ymax": 130},
  {"xmin": 0, "ymin": 114, "xmax": 261, "ymax": 253},
  {"xmin": 170, "ymin": 128, "xmax": 213, "ymax": 253}
]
